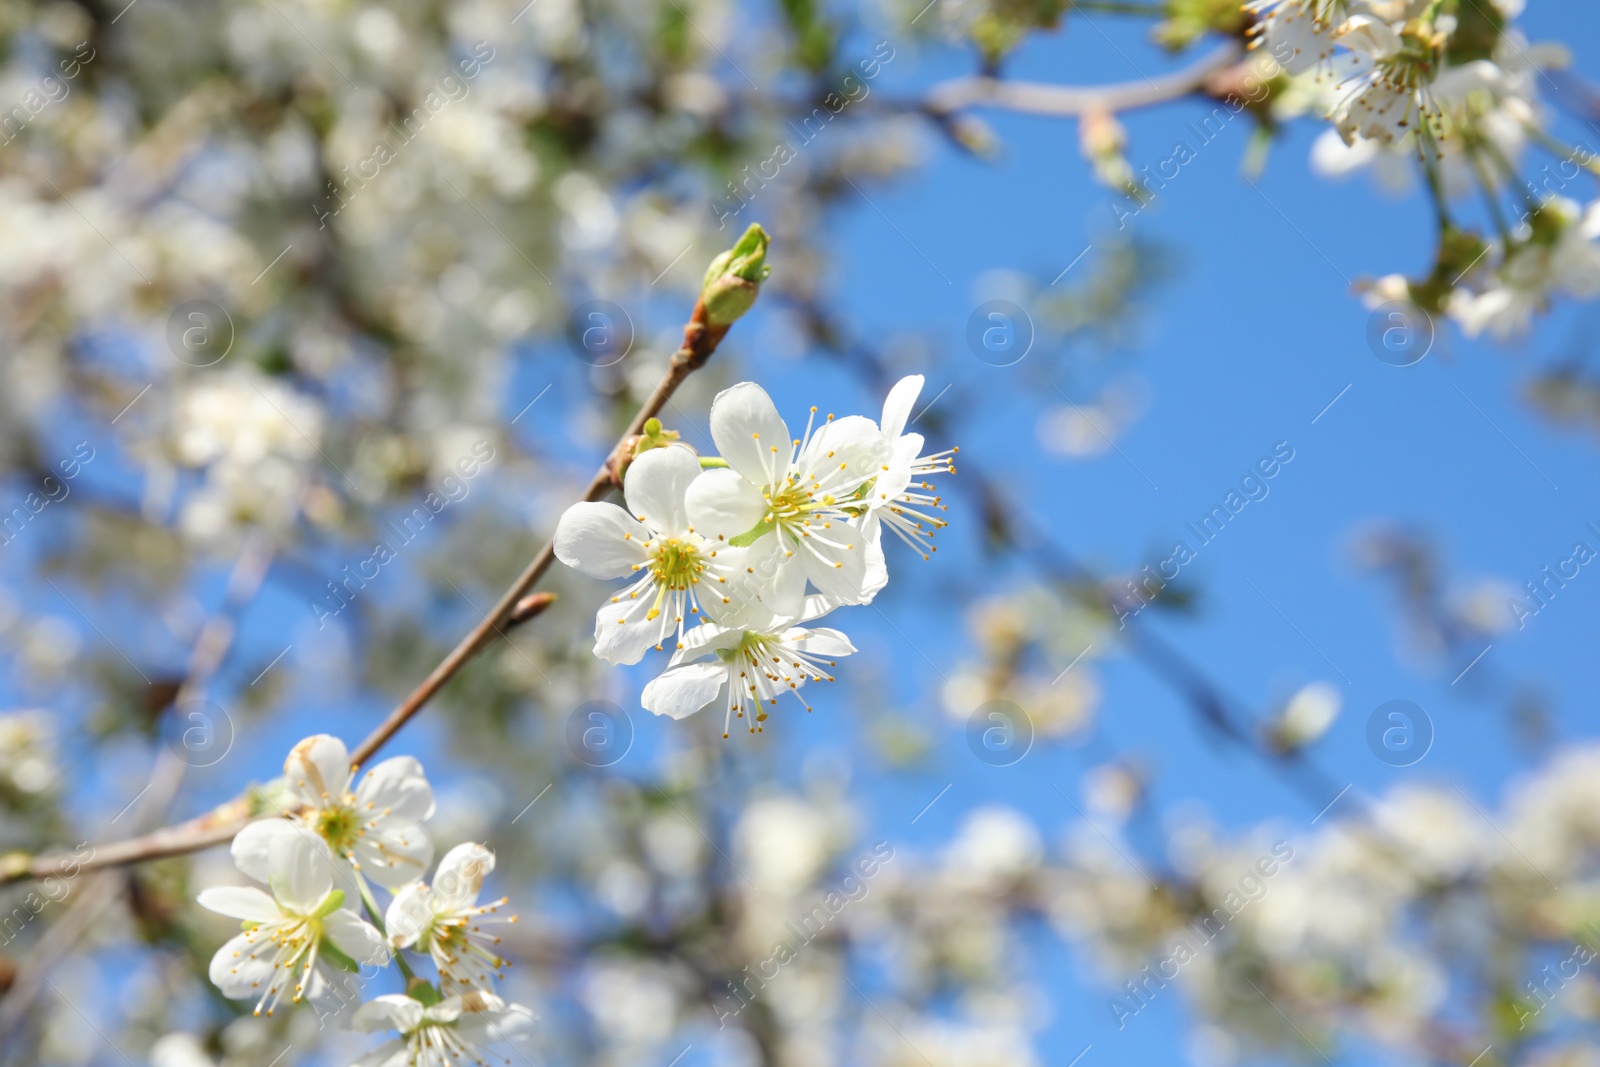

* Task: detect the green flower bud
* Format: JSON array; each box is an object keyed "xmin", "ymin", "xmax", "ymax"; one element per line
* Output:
[{"xmin": 700, "ymin": 223, "xmax": 770, "ymax": 327}]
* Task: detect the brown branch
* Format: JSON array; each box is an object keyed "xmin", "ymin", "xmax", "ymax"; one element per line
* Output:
[
  {"xmin": 921, "ymin": 40, "xmax": 1243, "ymax": 119},
  {"xmin": 0, "ymin": 293, "xmax": 740, "ymax": 887}
]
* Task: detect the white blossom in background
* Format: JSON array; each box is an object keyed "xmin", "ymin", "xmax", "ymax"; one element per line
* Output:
[
  {"xmin": 170, "ymin": 370, "xmax": 326, "ymax": 545},
  {"xmin": 351, "ymin": 991, "xmax": 535, "ymax": 1067},
  {"xmin": 0, "ymin": 710, "xmax": 57, "ymax": 795},
  {"xmin": 554, "ymin": 444, "xmax": 753, "ymax": 665},
  {"xmin": 1264, "ymin": 680, "xmax": 1342, "ymax": 751},
  {"xmin": 233, "ymin": 734, "xmax": 435, "ymax": 891},
  {"xmin": 387, "ymin": 843, "xmax": 516, "ymax": 994},
  {"xmin": 198, "ymin": 830, "xmax": 387, "ymax": 1017},
  {"xmin": 1450, "ymin": 197, "xmax": 1600, "ymax": 339}
]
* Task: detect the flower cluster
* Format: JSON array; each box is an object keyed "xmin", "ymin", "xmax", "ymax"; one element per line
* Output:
[
  {"xmin": 198, "ymin": 735, "xmax": 532, "ymax": 1067},
  {"xmin": 1245, "ymin": 0, "xmax": 1600, "ymax": 338},
  {"xmin": 555, "ymin": 375, "xmax": 956, "ymax": 735}
]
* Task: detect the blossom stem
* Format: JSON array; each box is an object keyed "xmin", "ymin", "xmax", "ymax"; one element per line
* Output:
[
  {"xmin": 357, "ymin": 878, "xmax": 417, "ymax": 983},
  {"xmin": 1522, "ymin": 123, "xmax": 1600, "ymax": 178},
  {"xmin": 698, "ymin": 456, "xmax": 729, "ymax": 469}
]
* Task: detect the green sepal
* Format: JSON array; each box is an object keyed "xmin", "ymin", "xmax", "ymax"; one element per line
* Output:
[
  {"xmin": 407, "ymin": 977, "xmax": 444, "ymax": 1006},
  {"xmin": 312, "ymin": 889, "xmax": 346, "ymax": 919},
  {"xmin": 728, "ymin": 518, "xmax": 777, "ymax": 547},
  {"xmin": 319, "ymin": 937, "xmax": 364, "ymax": 974}
]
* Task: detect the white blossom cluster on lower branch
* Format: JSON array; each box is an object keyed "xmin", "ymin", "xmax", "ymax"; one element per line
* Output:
[
  {"xmin": 196, "ymin": 734, "xmax": 533, "ymax": 1067},
  {"xmin": 554, "ymin": 375, "xmax": 956, "ymax": 735}
]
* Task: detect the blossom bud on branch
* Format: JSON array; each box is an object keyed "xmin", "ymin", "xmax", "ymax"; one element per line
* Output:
[{"xmin": 699, "ymin": 223, "xmax": 770, "ymax": 328}]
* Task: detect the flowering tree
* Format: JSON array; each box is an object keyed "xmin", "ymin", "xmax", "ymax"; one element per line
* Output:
[{"xmin": 1, "ymin": 1, "xmax": 1599, "ymax": 1066}]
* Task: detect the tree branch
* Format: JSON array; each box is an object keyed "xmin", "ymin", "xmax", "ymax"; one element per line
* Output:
[{"xmin": 922, "ymin": 40, "xmax": 1243, "ymax": 119}]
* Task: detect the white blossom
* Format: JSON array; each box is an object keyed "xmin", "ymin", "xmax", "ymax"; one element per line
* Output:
[
  {"xmin": 387, "ymin": 843, "xmax": 516, "ymax": 995},
  {"xmin": 554, "ymin": 443, "xmax": 753, "ymax": 665},
  {"xmin": 683, "ymin": 382, "xmax": 889, "ymax": 617},
  {"xmin": 641, "ymin": 595, "xmax": 855, "ymax": 735},
  {"xmin": 233, "ymin": 734, "xmax": 435, "ymax": 892},
  {"xmin": 865, "ymin": 374, "xmax": 957, "ymax": 561},
  {"xmin": 351, "ymin": 992, "xmax": 535, "ymax": 1067},
  {"xmin": 198, "ymin": 830, "xmax": 387, "ymax": 1017},
  {"xmin": 1450, "ymin": 197, "xmax": 1600, "ymax": 339}
]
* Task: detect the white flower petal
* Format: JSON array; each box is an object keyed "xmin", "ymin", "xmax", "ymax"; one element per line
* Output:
[
  {"xmin": 641, "ymin": 662, "xmax": 728, "ymax": 719},
  {"xmin": 796, "ymin": 525, "xmax": 872, "ymax": 605},
  {"xmin": 593, "ymin": 598, "xmax": 675, "ymax": 665},
  {"xmin": 268, "ymin": 829, "xmax": 336, "ymax": 914},
  {"xmin": 708, "ymin": 382, "xmax": 789, "ymax": 486},
  {"xmin": 785, "ymin": 626, "xmax": 857, "ymax": 658},
  {"xmin": 433, "ymin": 842, "xmax": 495, "ymax": 909},
  {"xmin": 880, "ymin": 375, "xmax": 924, "ymax": 441},
  {"xmin": 352, "ymin": 821, "xmax": 434, "ymax": 889},
  {"xmin": 873, "ymin": 434, "xmax": 923, "ymax": 507},
  {"xmin": 684, "ymin": 468, "xmax": 766, "ymax": 541},
  {"xmin": 800, "ymin": 415, "xmax": 886, "ymax": 483},
  {"xmin": 208, "ymin": 930, "xmax": 277, "ymax": 1000},
  {"xmin": 353, "ymin": 756, "xmax": 435, "ymax": 824},
  {"xmin": 354, "ymin": 994, "xmax": 426, "ymax": 1035},
  {"xmin": 622, "ymin": 444, "xmax": 700, "ymax": 533},
  {"xmin": 197, "ymin": 886, "xmax": 282, "ymax": 923},
  {"xmin": 231, "ymin": 818, "xmax": 297, "ymax": 884},
  {"xmin": 323, "ymin": 908, "xmax": 390, "ymax": 970},
  {"xmin": 385, "ymin": 882, "xmax": 434, "ymax": 948},
  {"xmin": 285, "ymin": 734, "xmax": 353, "ymax": 807},
  {"xmin": 553, "ymin": 502, "xmax": 649, "ymax": 579},
  {"xmin": 350, "ymin": 1040, "xmax": 408, "ymax": 1067}
]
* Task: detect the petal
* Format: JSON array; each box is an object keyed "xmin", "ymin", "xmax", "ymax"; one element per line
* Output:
[
  {"xmin": 433, "ymin": 843, "xmax": 495, "ymax": 909},
  {"xmin": 354, "ymin": 994, "xmax": 426, "ymax": 1035},
  {"xmin": 350, "ymin": 1041, "xmax": 409, "ymax": 1067},
  {"xmin": 785, "ymin": 625, "xmax": 857, "ymax": 658},
  {"xmin": 799, "ymin": 415, "xmax": 887, "ymax": 487},
  {"xmin": 622, "ymin": 444, "xmax": 700, "ymax": 533},
  {"xmin": 268, "ymin": 828, "xmax": 336, "ymax": 913},
  {"xmin": 860, "ymin": 517, "xmax": 888, "ymax": 603},
  {"xmin": 353, "ymin": 756, "xmax": 435, "ymax": 824},
  {"xmin": 796, "ymin": 525, "xmax": 871, "ymax": 606},
  {"xmin": 669, "ymin": 620, "xmax": 740, "ymax": 664},
  {"xmin": 352, "ymin": 821, "xmax": 434, "ymax": 889},
  {"xmin": 553, "ymin": 502, "xmax": 649, "ymax": 579},
  {"xmin": 323, "ymin": 908, "xmax": 391, "ymax": 970},
  {"xmin": 708, "ymin": 382, "xmax": 790, "ymax": 486},
  {"xmin": 684, "ymin": 468, "xmax": 767, "ymax": 541},
  {"xmin": 285, "ymin": 735, "xmax": 353, "ymax": 807},
  {"xmin": 231, "ymin": 818, "xmax": 297, "ymax": 884},
  {"xmin": 385, "ymin": 882, "xmax": 434, "ymax": 948},
  {"xmin": 197, "ymin": 886, "xmax": 282, "ymax": 923},
  {"xmin": 880, "ymin": 375, "xmax": 924, "ymax": 441},
  {"xmin": 461, "ymin": 1002, "xmax": 538, "ymax": 1046},
  {"xmin": 641, "ymin": 662, "xmax": 728, "ymax": 720},
  {"xmin": 593, "ymin": 598, "xmax": 675, "ymax": 666},
  {"xmin": 873, "ymin": 433, "xmax": 924, "ymax": 508},
  {"xmin": 740, "ymin": 535, "xmax": 807, "ymax": 621},
  {"xmin": 208, "ymin": 929, "xmax": 278, "ymax": 1000}
]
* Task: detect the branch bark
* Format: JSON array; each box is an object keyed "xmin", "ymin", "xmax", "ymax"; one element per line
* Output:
[
  {"xmin": 922, "ymin": 40, "xmax": 1243, "ymax": 119},
  {"xmin": 0, "ymin": 294, "xmax": 738, "ymax": 887}
]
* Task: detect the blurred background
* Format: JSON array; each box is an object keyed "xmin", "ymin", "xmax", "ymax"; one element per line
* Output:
[{"xmin": 2, "ymin": 0, "xmax": 1600, "ymax": 1064}]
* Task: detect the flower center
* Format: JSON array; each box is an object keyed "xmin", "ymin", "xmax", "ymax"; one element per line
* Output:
[
  {"xmin": 316, "ymin": 803, "xmax": 361, "ymax": 852},
  {"xmin": 649, "ymin": 537, "xmax": 704, "ymax": 590}
]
